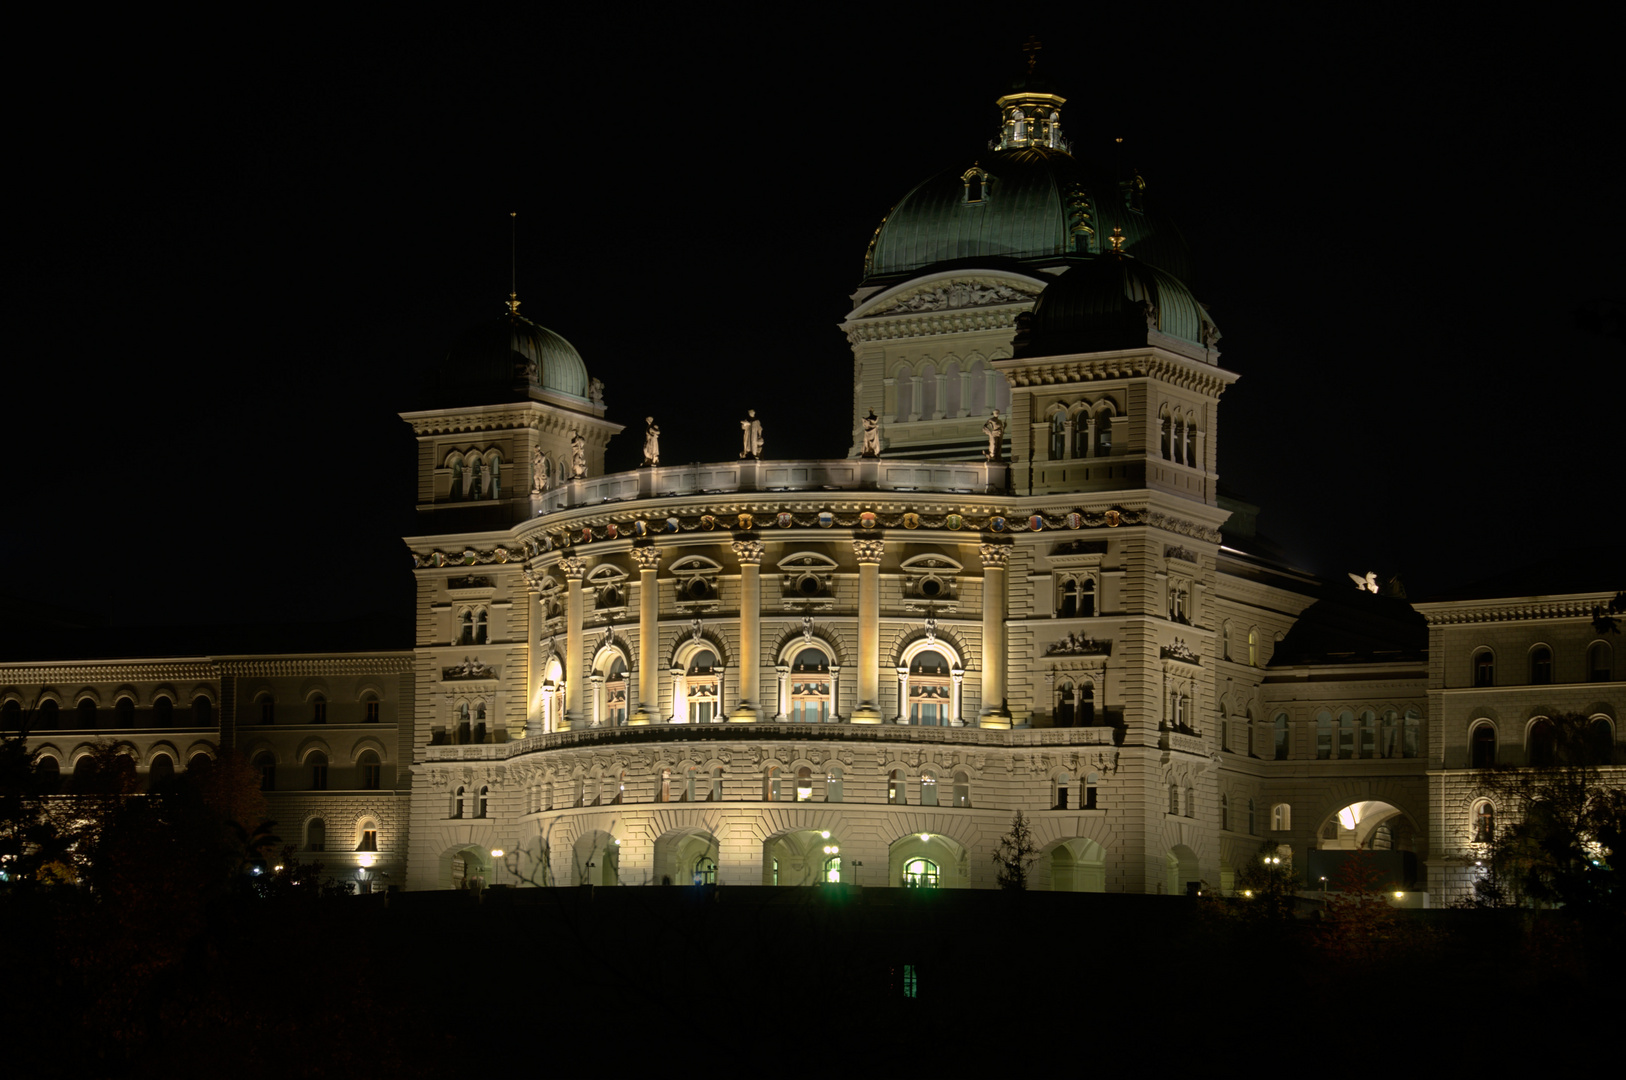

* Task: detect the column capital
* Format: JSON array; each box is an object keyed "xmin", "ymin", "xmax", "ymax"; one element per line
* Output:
[
  {"xmin": 979, "ymin": 542, "xmax": 1012, "ymax": 569},
  {"xmin": 631, "ymin": 545, "xmax": 662, "ymax": 572},
  {"xmin": 731, "ymin": 539, "xmax": 765, "ymax": 565},
  {"xmin": 560, "ymin": 556, "xmax": 587, "ymax": 581},
  {"xmin": 852, "ymin": 538, "xmax": 885, "ymax": 565},
  {"xmin": 522, "ymin": 568, "xmax": 551, "ymax": 591}
]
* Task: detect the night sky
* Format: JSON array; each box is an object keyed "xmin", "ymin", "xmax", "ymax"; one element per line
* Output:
[{"xmin": 7, "ymin": 10, "xmax": 1620, "ymax": 633}]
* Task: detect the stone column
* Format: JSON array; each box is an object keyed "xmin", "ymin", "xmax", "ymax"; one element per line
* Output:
[
  {"xmin": 850, "ymin": 538, "xmax": 885, "ymax": 723},
  {"xmin": 520, "ymin": 568, "xmax": 551, "ymax": 739},
  {"xmin": 630, "ymin": 545, "xmax": 661, "ymax": 724},
  {"xmin": 562, "ymin": 556, "xmax": 586, "ymax": 729},
  {"xmin": 979, "ymin": 542, "xmax": 1012, "ymax": 728},
  {"xmin": 730, "ymin": 539, "xmax": 763, "ymax": 721}
]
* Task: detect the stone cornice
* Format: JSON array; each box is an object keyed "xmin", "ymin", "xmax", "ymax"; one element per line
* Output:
[
  {"xmin": 217, "ymin": 655, "xmax": 416, "ymax": 678},
  {"xmin": 1413, "ymin": 594, "xmax": 1614, "ymax": 626},
  {"xmin": 0, "ymin": 660, "xmax": 220, "ymax": 684},
  {"xmin": 846, "ymin": 307, "xmax": 1026, "ymax": 344},
  {"xmin": 996, "ymin": 350, "xmax": 1236, "ymax": 395},
  {"xmin": 401, "ymin": 403, "xmax": 623, "ymax": 439}
]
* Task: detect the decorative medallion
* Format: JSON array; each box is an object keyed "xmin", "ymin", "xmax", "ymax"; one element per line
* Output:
[
  {"xmin": 462, "ymin": 548, "xmax": 477, "ymax": 564},
  {"xmin": 664, "ymin": 517, "xmax": 680, "ymax": 533},
  {"xmin": 1028, "ymin": 514, "xmax": 1045, "ymax": 532},
  {"xmin": 1105, "ymin": 510, "xmax": 1121, "ymax": 527},
  {"xmin": 431, "ymin": 551, "xmax": 446, "ymax": 568},
  {"xmin": 737, "ymin": 513, "xmax": 753, "ymax": 531},
  {"xmin": 777, "ymin": 512, "xmax": 793, "ymax": 528},
  {"xmin": 580, "ymin": 528, "xmax": 593, "ymax": 544},
  {"xmin": 818, "ymin": 512, "xmax": 834, "ymax": 528},
  {"xmin": 945, "ymin": 513, "xmax": 963, "ymax": 531},
  {"xmin": 859, "ymin": 512, "xmax": 878, "ymax": 530},
  {"xmin": 634, "ymin": 520, "xmax": 648, "ymax": 537},
  {"xmin": 493, "ymin": 546, "xmax": 509, "ymax": 563},
  {"xmin": 1066, "ymin": 512, "xmax": 1083, "ymax": 530},
  {"xmin": 700, "ymin": 515, "xmax": 716, "ymax": 530},
  {"xmin": 605, "ymin": 523, "xmax": 618, "ymax": 539},
  {"xmin": 903, "ymin": 512, "xmax": 920, "ymax": 529},
  {"xmin": 989, "ymin": 517, "xmax": 1008, "ymax": 533}
]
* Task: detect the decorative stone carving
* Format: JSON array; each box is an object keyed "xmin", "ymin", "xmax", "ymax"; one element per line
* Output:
[
  {"xmin": 1165, "ymin": 545, "xmax": 1198, "ymax": 564},
  {"xmin": 1045, "ymin": 633, "xmax": 1111, "ymax": 657},
  {"xmin": 588, "ymin": 378, "xmax": 604, "ymax": 405},
  {"xmin": 448, "ymin": 575, "xmax": 493, "ymax": 590},
  {"xmin": 731, "ymin": 539, "xmax": 764, "ymax": 565},
  {"xmin": 1140, "ymin": 299, "xmax": 1159, "ymax": 330},
  {"xmin": 1201, "ymin": 320, "xmax": 1222, "ymax": 348},
  {"xmin": 1161, "ymin": 638, "xmax": 1200, "ymax": 663},
  {"xmin": 631, "ymin": 546, "xmax": 661, "ymax": 572},
  {"xmin": 443, "ymin": 656, "xmax": 494, "ymax": 680},
  {"xmin": 739, "ymin": 409, "xmax": 763, "ymax": 460},
  {"xmin": 560, "ymin": 557, "xmax": 586, "ymax": 581},
  {"xmin": 642, "ymin": 417, "xmax": 660, "ymax": 467},
  {"xmin": 690, "ymin": 619, "xmax": 704, "ymax": 643},
  {"xmin": 852, "ymin": 539, "xmax": 885, "ymax": 565},
  {"xmin": 532, "ymin": 447, "xmax": 549, "ymax": 493},
  {"xmin": 982, "ymin": 410, "xmax": 1006, "ymax": 461},
  {"xmin": 880, "ymin": 280, "xmax": 1035, "ymax": 314},
  {"xmin": 979, "ymin": 543, "xmax": 1012, "ymax": 569},
  {"xmin": 801, "ymin": 615, "xmax": 814, "ymax": 644},
  {"xmin": 860, "ymin": 409, "xmax": 881, "ymax": 458}
]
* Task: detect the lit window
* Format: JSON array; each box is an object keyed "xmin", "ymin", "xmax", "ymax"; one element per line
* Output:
[
  {"xmin": 1271, "ymin": 803, "xmax": 1291, "ymax": 831},
  {"xmin": 1473, "ymin": 801, "xmax": 1494, "ymax": 843},
  {"xmin": 907, "ymin": 650, "xmax": 952, "ymax": 726},
  {"xmin": 953, "ymin": 771, "xmax": 970, "ymax": 808},
  {"xmin": 824, "ymin": 857, "xmax": 842, "ymax": 884},
  {"xmin": 795, "ymin": 766, "xmax": 813, "ymax": 802},
  {"xmin": 920, "ymin": 770, "xmax": 938, "ymax": 806},
  {"xmin": 695, "ymin": 856, "xmax": 716, "ymax": 885},
  {"xmin": 687, "ymin": 650, "xmax": 720, "ymax": 723},
  {"xmin": 789, "ymin": 648, "xmax": 831, "ymax": 722},
  {"xmin": 903, "ymin": 858, "xmax": 939, "ymax": 888},
  {"xmin": 825, "ymin": 766, "xmax": 843, "ymax": 803},
  {"xmin": 889, "ymin": 770, "xmax": 906, "ymax": 805},
  {"xmin": 604, "ymin": 656, "xmax": 628, "ymax": 726}
]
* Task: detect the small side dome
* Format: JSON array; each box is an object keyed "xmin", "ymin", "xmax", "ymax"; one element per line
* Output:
[
  {"xmin": 431, "ymin": 299, "xmax": 590, "ymax": 406},
  {"xmin": 1013, "ymin": 252, "xmax": 1215, "ymax": 357}
]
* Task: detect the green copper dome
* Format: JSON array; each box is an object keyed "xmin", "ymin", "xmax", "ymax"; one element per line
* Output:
[
  {"xmin": 430, "ymin": 300, "xmax": 591, "ymax": 407},
  {"xmin": 1012, "ymin": 252, "xmax": 1217, "ymax": 357},
  {"xmin": 860, "ymin": 74, "xmax": 1194, "ymax": 288}
]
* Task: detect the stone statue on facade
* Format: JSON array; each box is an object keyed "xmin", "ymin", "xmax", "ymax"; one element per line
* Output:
[
  {"xmin": 570, "ymin": 432, "xmax": 587, "ymax": 479},
  {"xmin": 589, "ymin": 378, "xmax": 604, "ymax": 405},
  {"xmin": 982, "ymin": 410, "xmax": 1006, "ymax": 461},
  {"xmin": 643, "ymin": 417, "xmax": 660, "ymax": 467},
  {"xmin": 861, "ymin": 409, "xmax": 882, "ymax": 458},
  {"xmin": 531, "ymin": 448, "xmax": 549, "ymax": 493},
  {"xmin": 740, "ymin": 409, "xmax": 763, "ymax": 460}
]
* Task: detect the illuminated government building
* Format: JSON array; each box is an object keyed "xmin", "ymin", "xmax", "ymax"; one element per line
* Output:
[{"xmin": 5, "ymin": 62, "xmax": 1618, "ymax": 904}]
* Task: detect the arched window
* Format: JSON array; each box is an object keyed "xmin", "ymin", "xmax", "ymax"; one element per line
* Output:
[
  {"xmin": 1058, "ymin": 579, "xmax": 1078, "ymax": 619},
  {"xmin": 1084, "ymin": 771, "xmax": 1099, "ymax": 810},
  {"xmin": 477, "ymin": 785, "xmax": 489, "ymax": 817},
  {"xmin": 1359, "ymin": 709, "xmax": 1377, "ymax": 758},
  {"xmin": 903, "ymin": 858, "xmax": 939, "ymax": 888},
  {"xmin": 1528, "ymin": 718, "xmax": 1556, "ymax": 766},
  {"xmin": 453, "ymin": 785, "xmax": 466, "ymax": 818},
  {"xmin": 682, "ymin": 767, "xmax": 696, "ymax": 803},
  {"xmin": 77, "ymin": 699, "xmax": 97, "ymax": 727},
  {"xmin": 187, "ymin": 753, "xmax": 211, "ymax": 773},
  {"xmin": 363, "ymin": 693, "xmax": 380, "ymax": 723},
  {"xmin": 1271, "ymin": 803, "xmax": 1291, "ymax": 831},
  {"xmin": 473, "ymin": 609, "xmax": 488, "ymax": 645},
  {"xmin": 147, "ymin": 753, "xmax": 174, "ymax": 790},
  {"xmin": 255, "ymin": 752, "xmax": 276, "ymax": 792},
  {"xmin": 1079, "ymin": 579, "xmax": 1096, "ymax": 618},
  {"xmin": 1338, "ymin": 710, "xmax": 1356, "ymax": 759},
  {"xmin": 303, "ymin": 818, "xmax": 327, "ymax": 852},
  {"xmin": 1049, "ymin": 412, "xmax": 1067, "ymax": 460},
  {"xmin": 1274, "ymin": 712, "xmax": 1290, "ymax": 760},
  {"xmin": 1588, "ymin": 642, "xmax": 1613, "ymax": 683},
  {"xmin": 38, "ymin": 700, "xmax": 59, "ymax": 729},
  {"xmin": 1070, "ymin": 412, "xmax": 1088, "ymax": 459},
  {"xmin": 458, "ymin": 610, "xmax": 474, "ymax": 645},
  {"xmin": 687, "ymin": 650, "xmax": 720, "ymax": 723},
  {"xmin": 795, "ymin": 766, "xmax": 813, "ymax": 802},
  {"xmin": 604, "ymin": 656, "xmax": 629, "ymax": 726},
  {"xmin": 153, "ymin": 696, "xmax": 173, "ymax": 726},
  {"xmin": 1530, "ymin": 646, "xmax": 1553, "ymax": 685},
  {"xmin": 1473, "ymin": 649, "xmax": 1495, "ymax": 687},
  {"xmin": 1055, "ymin": 679, "xmax": 1076, "ymax": 727},
  {"xmin": 115, "ymin": 697, "xmax": 135, "ymax": 728},
  {"xmin": 1472, "ymin": 801, "xmax": 1495, "ymax": 843},
  {"xmin": 1184, "ymin": 786, "xmax": 1195, "ymax": 819},
  {"xmin": 36, "ymin": 756, "xmax": 60, "ymax": 793},
  {"xmin": 1052, "ymin": 769, "xmax": 1070, "ymax": 810},
  {"xmin": 1248, "ymin": 629, "xmax": 1260, "ymax": 668},
  {"xmin": 761, "ymin": 767, "xmax": 782, "ymax": 802},
  {"xmin": 307, "ymin": 751, "xmax": 328, "ymax": 791},
  {"xmin": 953, "ymin": 771, "xmax": 970, "ymax": 808},
  {"xmin": 826, "ymin": 766, "xmax": 844, "ymax": 803},
  {"xmin": 1589, "ymin": 717, "xmax": 1615, "ymax": 765},
  {"xmin": 1471, "ymin": 723, "xmax": 1497, "ymax": 768},
  {"xmin": 193, "ymin": 695, "xmax": 212, "ymax": 726},
  {"xmin": 920, "ymin": 769, "xmax": 939, "ymax": 806},
  {"xmin": 259, "ymin": 696, "xmax": 275, "ymax": 725},
  {"xmin": 1093, "ymin": 405, "xmax": 1113, "ymax": 456},
  {"xmin": 1168, "ymin": 784, "xmax": 1179, "ymax": 815},
  {"xmin": 888, "ymin": 769, "xmax": 906, "ymax": 805},
  {"xmin": 709, "ymin": 768, "xmax": 724, "ymax": 802},
  {"xmin": 694, "ymin": 856, "xmax": 716, "ymax": 885},
  {"xmin": 1184, "ymin": 410, "xmax": 1197, "ymax": 465},
  {"xmin": 1315, "ymin": 710, "xmax": 1332, "ymax": 759},
  {"xmin": 3, "ymin": 700, "xmax": 23, "ymax": 731},
  {"xmin": 658, "ymin": 768, "xmax": 671, "ymax": 803},
  {"xmin": 1220, "ymin": 794, "xmax": 1230, "ymax": 831},
  {"xmin": 823, "ymin": 856, "xmax": 842, "ymax": 884},
  {"xmin": 359, "ymin": 750, "xmax": 381, "ymax": 790},
  {"xmin": 1402, "ymin": 710, "xmax": 1421, "ymax": 758},
  {"xmin": 789, "ymin": 648, "xmax": 831, "ymax": 723},
  {"xmin": 1381, "ymin": 709, "xmax": 1399, "ymax": 757},
  {"xmin": 311, "ymin": 694, "xmax": 327, "ymax": 724},
  {"xmin": 907, "ymin": 650, "xmax": 953, "ymax": 725},
  {"xmin": 1159, "ymin": 405, "xmax": 1172, "ymax": 459},
  {"xmin": 1247, "ymin": 798, "xmax": 1257, "ymax": 836}
]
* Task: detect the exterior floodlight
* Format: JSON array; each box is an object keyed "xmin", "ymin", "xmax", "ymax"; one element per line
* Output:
[
  {"xmin": 359, "ymin": 853, "xmax": 376, "ymax": 868},
  {"xmin": 920, "ymin": 833, "xmax": 930, "ymax": 842},
  {"xmin": 820, "ymin": 830, "xmax": 831, "ymax": 839},
  {"xmin": 490, "ymin": 849, "xmax": 505, "ymax": 858}
]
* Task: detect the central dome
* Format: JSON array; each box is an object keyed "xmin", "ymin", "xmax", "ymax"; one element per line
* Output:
[
  {"xmin": 428, "ymin": 299, "xmax": 591, "ymax": 408},
  {"xmin": 860, "ymin": 75, "xmax": 1193, "ymax": 288}
]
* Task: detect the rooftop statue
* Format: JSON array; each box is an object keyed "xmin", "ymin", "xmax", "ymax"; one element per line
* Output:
[
  {"xmin": 740, "ymin": 409, "xmax": 763, "ymax": 460},
  {"xmin": 983, "ymin": 410, "xmax": 1006, "ymax": 462},
  {"xmin": 861, "ymin": 409, "xmax": 882, "ymax": 458},
  {"xmin": 570, "ymin": 432, "xmax": 587, "ymax": 479},
  {"xmin": 643, "ymin": 417, "xmax": 660, "ymax": 467}
]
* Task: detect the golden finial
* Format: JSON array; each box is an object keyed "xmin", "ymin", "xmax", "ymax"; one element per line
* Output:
[
  {"xmin": 507, "ymin": 211, "xmax": 519, "ymax": 313},
  {"xmin": 1021, "ymin": 36, "xmax": 1042, "ymax": 73},
  {"xmin": 1109, "ymin": 227, "xmax": 1125, "ymax": 253}
]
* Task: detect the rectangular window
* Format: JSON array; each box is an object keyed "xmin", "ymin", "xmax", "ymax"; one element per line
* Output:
[{"xmin": 365, "ymin": 700, "xmax": 380, "ymax": 723}]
